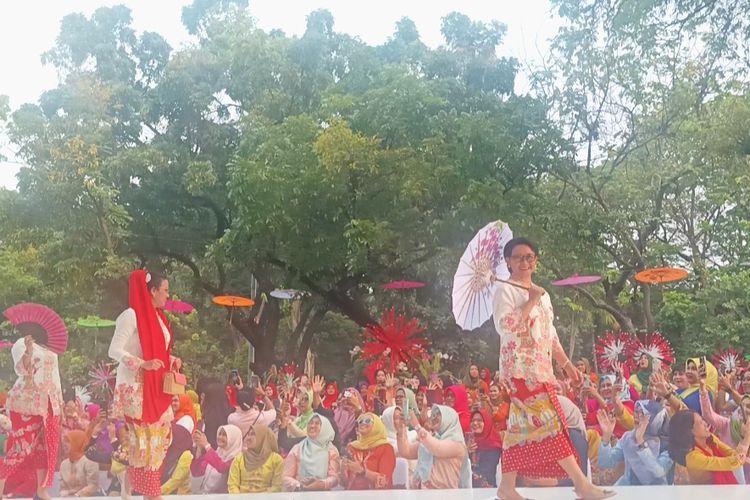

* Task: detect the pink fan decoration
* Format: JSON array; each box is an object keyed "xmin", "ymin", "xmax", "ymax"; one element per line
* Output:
[
  {"xmin": 713, "ymin": 348, "xmax": 744, "ymax": 373},
  {"xmin": 595, "ymin": 331, "xmax": 635, "ymax": 371},
  {"xmin": 625, "ymin": 332, "xmax": 675, "ymax": 371},
  {"xmin": 3, "ymin": 303, "xmax": 68, "ymax": 354},
  {"xmin": 88, "ymin": 361, "xmax": 116, "ymax": 394},
  {"xmin": 360, "ymin": 309, "xmax": 428, "ymax": 374}
]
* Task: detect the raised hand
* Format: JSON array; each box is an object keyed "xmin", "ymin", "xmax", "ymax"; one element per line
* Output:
[
  {"xmin": 312, "ymin": 375, "xmax": 326, "ymax": 394},
  {"xmin": 385, "ymin": 373, "xmax": 397, "ymax": 388},
  {"xmin": 408, "ymin": 409, "xmax": 420, "ymax": 429},
  {"xmin": 634, "ymin": 411, "xmax": 649, "ymax": 445},
  {"xmin": 596, "ymin": 409, "xmax": 616, "ymax": 442}
]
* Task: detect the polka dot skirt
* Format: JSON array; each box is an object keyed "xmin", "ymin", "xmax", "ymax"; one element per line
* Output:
[
  {"xmin": 129, "ymin": 466, "xmax": 163, "ymax": 497},
  {"xmin": 502, "ymin": 380, "xmax": 576, "ymax": 479}
]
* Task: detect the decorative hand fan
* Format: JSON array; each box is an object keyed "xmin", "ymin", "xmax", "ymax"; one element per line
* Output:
[
  {"xmin": 595, "ymin": 331, "xmax": 635, "ymax": 371},
  {"xmin": 625, "ymin": 332, "xmax": 675, "ymax": 370},
  {"xmin": 713, "ymin": 348, "xmax": 744, "ymax": 373},
  {"xmin": 4, "ymin": 303, "xmax": 68, "ymax": 354}
]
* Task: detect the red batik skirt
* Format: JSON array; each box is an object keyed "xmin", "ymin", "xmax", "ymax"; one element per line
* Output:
[
  {"xmin": 0, "ymin": 402, "xmax": 60, "ymax": 490},
  {"xmin": 501, "ymin": 378, "xmax": 576, "ymax": 479}
]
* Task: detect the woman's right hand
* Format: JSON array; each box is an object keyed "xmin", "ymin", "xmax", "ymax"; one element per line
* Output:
[
  {"xmin": 142, "ymin": 359, "xmax": 165, "ymax": 371},
  {"xmin": 596, "ymin": 409, "xmax": 616, "ymax": 442},
  {"xmin": 528, "ymin": 284, "xmax": 546, "ymax": 302},
  {"xmin": 24, "ymin": 335, "xmax": 34, "ymax": 353}
]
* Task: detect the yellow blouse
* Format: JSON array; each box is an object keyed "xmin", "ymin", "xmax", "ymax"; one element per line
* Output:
[
  {"xmin": 161, "ymin": 450, "xmax": 193, "ymax": 495},
  {"xmin": 227, "ymin": 452, "xmax": 284, "ymax": 494},
  {"xmin": 685, "ymin": 436, "xmax": 743, "ymax": 485}
]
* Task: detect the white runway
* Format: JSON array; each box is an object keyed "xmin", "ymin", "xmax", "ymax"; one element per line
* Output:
[{"xmin": 70, "ymin": 485, "xmax": 749, "ymax": 499}]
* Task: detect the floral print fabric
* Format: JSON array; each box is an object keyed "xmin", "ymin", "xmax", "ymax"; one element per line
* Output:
[{"xmin": 493, "ymin": 282, "xmax": 561, "ymax": 384}]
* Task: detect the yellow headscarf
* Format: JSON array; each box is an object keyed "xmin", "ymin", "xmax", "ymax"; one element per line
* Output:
[
  {"xmin": 349, "ymin": 412, "xmax": 389, "ymax": 451},
  {"xmin": 186, "ymin": 389, "xmax": 203, "ymax": 422},
  {"xmin": 681, "ymin": 358, "xmax": 718, "ymax": 398}
]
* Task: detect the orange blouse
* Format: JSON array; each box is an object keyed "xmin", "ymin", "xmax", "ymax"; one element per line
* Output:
[{"xmin": 345, "ymin": 443, "xmax": 396, "ymax": 490}]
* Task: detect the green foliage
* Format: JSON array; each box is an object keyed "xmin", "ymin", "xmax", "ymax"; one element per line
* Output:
[{"xmin": 3, "ymin": 1, "xmax": 750, "ymax": 384}]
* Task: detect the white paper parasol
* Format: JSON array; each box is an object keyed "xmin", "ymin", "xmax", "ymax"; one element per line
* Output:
[{"xmin": 452, "ymin": 220, "xmax": 515, "ymax": 330}]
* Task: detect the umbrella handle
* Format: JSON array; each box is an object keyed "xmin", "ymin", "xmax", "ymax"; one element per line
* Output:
[{"xmin": 494, "ymin": 278, "xmax": 532, "ymax": 292}]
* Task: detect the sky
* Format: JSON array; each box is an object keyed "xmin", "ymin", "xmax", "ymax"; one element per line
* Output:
[{"xmin": 0, "ymin": 0, "xmax": 559, "ymax": 190}]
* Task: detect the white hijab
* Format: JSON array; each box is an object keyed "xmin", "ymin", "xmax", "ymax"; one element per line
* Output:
[{"xmin": 200, "ymin": 424, "xmax": 243, "ymax": 493}]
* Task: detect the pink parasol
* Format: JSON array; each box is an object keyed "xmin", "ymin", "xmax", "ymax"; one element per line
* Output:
[
  {"xmin": 382, "ymin": 280, "xmax": 426, "ymax": 290},
  {"xmin": 164, "ymin": 299, "xmax": 195, "ymax": 314},
  {"xmin": 551, "ymin": 275, "xmax": 602, "ymax": 287}
]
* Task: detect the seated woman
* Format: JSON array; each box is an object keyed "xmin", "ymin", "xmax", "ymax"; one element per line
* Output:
[
  {"xmin": 191, "ymin": 424, "xmax": 243, "ymax": 494},
  {"xmin": 597, "ymin": 400, "xmax": 673, "ymax": 485},
  {"xmin": 585, "ymin": 374, "xmax": 635, "ymax": 438},
  {"xmin": 160, "ymin": 416, "xmax": 194, "ymax": 495},
  {"xmin": 468, "ymin": 409, "xmax": 502, "ymax": 488},
  {"xmin": 228, "ymin": 424, "xmax": 283, "ymax": 493},
  {"xmin": 396, "ymin": 405, "xmax": 470, "ymax": 489},
  {"xmin": 227, "ymin": 388, "xmax": 276, "ymax": 436},
  {"xmin": 668, "ymin": 409, "xmax": 750, "ymax": 485},
  {"xmin": 699, "ymin": 374, "xmax": 750, "ymax": 483},
  {"xmin": 382, "ymin": 406, "xmax": 417, "ymax": 488},
  {"xmin": 59, "ymin": 430, "xmax": 99, "ymax": 497},
  {"xmin": 334, "ymin": 387, "xmax": 365, "ymax": 449},
  {"xmin": 673, "ymin": 359, "xmax": 717, "ymax": 416},
  {"xmin": 443, "ymin": 386, "xmax": 471, "ymax": 433},
  {"xmin": 282, "ymin": 414, "xmax": 340, "ymax": 491},
  {"xmin": 342, "ymin": 413, "xmax": 396, "ymax": 490}
]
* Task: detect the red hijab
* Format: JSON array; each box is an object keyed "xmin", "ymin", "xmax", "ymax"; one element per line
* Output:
[
  {"xmin": 322, "ymin": 382, "xmax": 339, "ymax": 409},
  {"xmin": 266, "ymin": 383, "xmax": 279, "ymax": 400},
  {"xmin": 445, "ymin": 385, "xmax": 471, "ymax": 432},
  {"xmin": 129, "ymin": 269, "xmax": 172, "ymax": 424},
  {"xmin": 472, "ymin": 409, "xmax": 502, "ymax": 450}
]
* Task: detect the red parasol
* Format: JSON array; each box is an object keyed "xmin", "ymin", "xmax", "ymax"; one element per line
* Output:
[
  {"xmin": 634, "ymin": 267, "xmax": 688, "ymax": 285},
  {"xmin": 4, "ymin": 303, "xmax": 68, "ymax": 354},
  {"xmin": 383, "ymin": 280, "xmax": 426, "ymax": 290},
  {"xmin": 164, "ymin": 299, "xmax": 195, "ymax": 314},
  {"xmin": 551, "ymin": 275, "xmax": 602, "ymax": 287}
]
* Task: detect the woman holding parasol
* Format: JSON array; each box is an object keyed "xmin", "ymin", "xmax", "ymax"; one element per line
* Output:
[
  {"xmin": 108, "ymin": 270, "xmax": 182, "ymax": 500},
  {"xmin": 492, "ymin": 237, "xmax": 614, "ymax": 500}
]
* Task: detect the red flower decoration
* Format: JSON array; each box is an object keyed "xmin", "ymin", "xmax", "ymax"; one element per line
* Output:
[{"xmin": 360, "ymin": 309, "xmax": 428, "ymax": 375}]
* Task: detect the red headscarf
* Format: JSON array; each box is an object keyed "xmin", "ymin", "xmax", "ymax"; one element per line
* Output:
[
  {"xmin": 129, "ymin": 269, "xmax": 172, "ymax": 424},
  {"xmin": 266, "ymin": 383, "xmax": 279, "ymax": 400},
  {"xmin": 445, "ymin": 385, "xmax": 471, "ymax": 432},
  {"xmin": 471, "ymin": 409, "xmax": 502, "ymax": 450},
  {"xmin": 322, "ymin": 382, "xmax": 339, "ymax": 409},
  {"xmin": 174, "ymin": 394, "xmax": 197, "ymax": 429},
  {"xmin": 480, "ymin": 368, "xmax": 493, "ymax": 387}
]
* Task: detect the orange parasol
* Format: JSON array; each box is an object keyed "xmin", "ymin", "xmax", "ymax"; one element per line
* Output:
[
  {"xmin": 634, "ymin": 267, "xmax": 688, "ymax": 285},
  {"xmin": 212, "ymin": 295, "xmax": 255, "ymax": 307}
]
